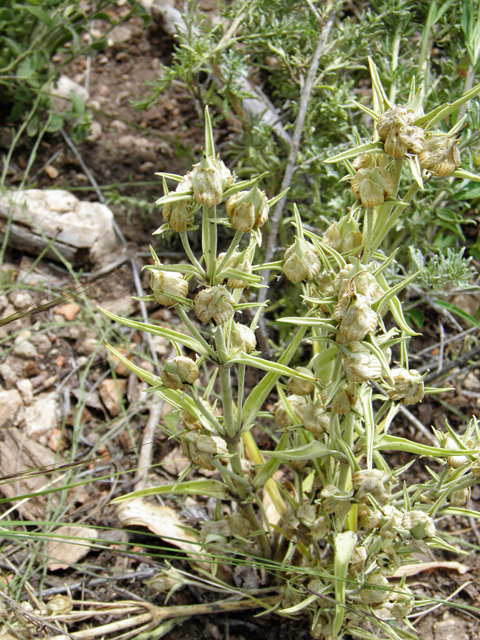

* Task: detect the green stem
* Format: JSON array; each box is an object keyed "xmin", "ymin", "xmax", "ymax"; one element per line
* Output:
[
  {"xmin": 216, "ymin": 230, "xmax": 244, "ymax": 277},
  {"xmin": 180, "ymin": 231, "xmax": 207, "ymax": 280},
  {"xmin": 338, "ymin": 412, "xmax": 355, "ymax": 493},
  {"xmin": 188, "ymin": 386, "xmax": 226, "ymax": 436},
  {"xmin": 236, "ymin": 364, "xmax": 246, "ymax": 433},
  {"xmin": 206, "ymin": 205, "xmax": 218, "ymax": 284}
]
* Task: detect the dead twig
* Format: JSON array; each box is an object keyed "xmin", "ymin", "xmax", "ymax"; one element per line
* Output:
[
  {"xmin": 424, "ymin": 344, "xmax": 480, "ymax": 383},
  {"xmin": 258, "ymin": 5, "xmax": 337, "ymax": 306}
]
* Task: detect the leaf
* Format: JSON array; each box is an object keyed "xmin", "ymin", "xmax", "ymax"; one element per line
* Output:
[
  {"xmin": 111, "ymin": 480, "xmax": 230, "ymax": 503},
  {"xmin": 99, "ymin": 307, "xmax": 215, "ymax": 357},
  {"xmin": 47, "ymin": 526, "xmax": 98, "ymax": 571},
  {"xmin": 232, "ymin": 352, "xmax": 317, "ymax": 381},
  {"xmin": 323, "ymin": 141, "xmax": 384, "ymax": 164},
  {"xmin": 242, "ymin": 327, "xmax": 307, "ymax": 427},
  {"xmin": 435, "ymin": 299, "xmax": 480, "ymax": 327},
  {"xmin": 115, "ymin": 497, "xmax": 200, "ymax": 558},
  {"xmin": 391, "ymin": 561, "xmax": 469, "ymax": 579},
  {"xmin": 375, "ymin": 434, "xmax": 477, "ymax": 457},
  {"xmin": 332, "ymin": 531, "xmax": 357, "ymax": 636},
  {"xmin": 262, "ymin": 441, "xmax": 343, "ymax": 461},
  {"xmin": 276, "ymin": 316, "xmax": 337, "ymax": 328}
]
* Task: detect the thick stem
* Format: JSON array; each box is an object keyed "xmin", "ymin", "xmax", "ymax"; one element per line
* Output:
[{"xmin": 206, "ymin": 205, "xmax": 217, "ymax": 283}]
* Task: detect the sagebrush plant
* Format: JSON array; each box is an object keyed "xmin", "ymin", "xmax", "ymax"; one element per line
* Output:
[{"xmin": 105, "ymin": 62, "xmax": 480, "ymax": 639}]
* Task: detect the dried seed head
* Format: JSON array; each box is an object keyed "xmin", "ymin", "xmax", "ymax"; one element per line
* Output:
[
  {"xmin": 323, "ymin": 215, "xmax": 363, "ymax": 255},
  {"xmin": 351, "ymin": 167, "xmax": 394, "ymax": 207},
  {"xmin": 194, "ymin": 285, "xmax": 235, "ymax": 325},
  {"xmin": 225, "ymin": 183, "xmax": 269, "ymax": 232},
  {"xmin": 350, "ymin": 546, "xmax": 367, "ymax": 576},
  {"xmin": 146, "ymin": 567, "xmax": 186, "ymax": 594},
  {"xmin": 150, "ymin": 269, "xmax": 189, "ymax": 306},
  {"xmin": 387, "ymin": 367, "xmax": 424, "ymax": 405},
  {"xmin": 387, "ymin": 586, "xmax": 415, "ymax": 619},
  {"xmin": 283, "ymin": 238, "xmax": 321, "ymax": 282},
  {"xmin": 352, "ymin": 469, "xmax": 389, "ymax": 505},
  {"xmin": 303, "ymin": 401, "xmax": 329, "ymax": 435},
  {"xmin": 46, "ymin": 594, "xmax": 73, "ymax": 615},
  {"xmin": 339, "ymin": 296, "xmax": 377, "ymax": 341},
  {"xmin": 310, "ymin": 516, "xmax": 328, "ymax": 541},
  {"xmin": 321, "ymin": 485, "xmax": 353, "ymax": 518},
  {"xmin": 444, "ymin": 437, "xmax": 469, "ymax": 468},
  {"xmin": 343, "ymin": 342, "xmax": 382, "ymax": 383},
  {"xmin": 418, "ymin": 135, "xmax": 461, "ymax": 176},
  {"xmin": 376, "ymin": 106, "xmax": 416, "ymax": 141},
  {"xmin": 379, "ymin": 505, "xmax": 403, "ymax": 538},
  {"xmin": 191, "ymin": 155, "xmax": 224, "ymax": 207},
  {"xmin": 271, "ymin": 394, "xmax": 307, "ymax": 428},
  {"xmin": 168, "ymin": 200, "xmax": 194, "ymax": 232},
  {"xmin": 226, "ymin": 258, "xmax": 253, "ymax": 289},
  {"xmin": 230, "ymin": 322, "xmax": 257, "ymax": 354},
  {"xmin": 384, "ymin": 122, "xmax": 425, "ymax": 157},
  {"xmin": 180, "ymin": 401, "xmax": 211, "ymax": 431},
  {"xmin": 288, "ymin": 367, "xmax": 315, "ymax": 395},
  {"xmin": 352, "ymin": 154, "xmax": 376, "ymax": 170},
  {"xmin": 161, "ymin": 356, "xmax": 198, "ymax": 390},
  {"xmin": 451, "ymin": 486, "xmax": 471, "ymax": 507},
  {"xmin": 402, "ymin": 510, "xmax": 436, "ymax": 539},
  {"xmin": 181, "ymin": 432, "xmax": 218, "ymax": 470},
  {"xmin": 360, "ymin": 574, "xmax": 390, "ymax": 605}
]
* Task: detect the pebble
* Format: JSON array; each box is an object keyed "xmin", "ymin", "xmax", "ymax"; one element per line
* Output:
[
  {"xmin": 16, "ymin": 378, "xmax": 34, "ymax": 405},
  {"xmin": 13, "ymin": 331, "xmax": 38, "ymax": 359},
  {"xmin": 25, "ymin": 393, "xmax": 60, "ymax": 441},
  {"xmin": 0, "ymin": 388, "xmax": 25, "ymax": 428}
]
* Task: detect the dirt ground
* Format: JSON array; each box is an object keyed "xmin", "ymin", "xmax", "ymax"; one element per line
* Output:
[{"xmin": 1, "ymin": 2, "xmax": 480, "ymax": 639}]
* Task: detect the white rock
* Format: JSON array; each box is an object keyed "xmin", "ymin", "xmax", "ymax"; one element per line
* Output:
[
  {"xmin": 13, "ymin": 331, "xmax": 38, "ymax": 359},
  {"xmin": 86, "ymin": 120, "xmax": 102, "ymax": 143},
  {"xmin": 0, "ymin": 363, "xmax": 18, "ymax": 389},
  {"xmin": 25, "ymin": 393, "xmax": 60, "ymax": 440},
  {"xmin": 50, "ymin": 75, "xmax": 88, "ymax": 112},
  {"xmin": 30, "ymin": 332, "xmax": 52, "ymax": 355},
  {"xmin": 0, "ymin": 388, "xmax": 24, "ymax": 427},
  {"xmin": 10, "ymin": 291, "xmax": 33, "ymax": 309},
  {"xmin": 0, "ymin": 189, "xmax": 118, "ymax": 263},
  {"xmin": 16, "ymin": 378, "xmax": 34, "ymax": 405}
]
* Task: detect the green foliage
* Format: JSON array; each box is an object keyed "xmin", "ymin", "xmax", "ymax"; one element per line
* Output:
[
  {"xmin": 409, "ymin": 246, "xmax": 478, "ymax": 292},
  {"xmin": 137, "ymin": 0, "xmax": 480, "ymax": 282}
]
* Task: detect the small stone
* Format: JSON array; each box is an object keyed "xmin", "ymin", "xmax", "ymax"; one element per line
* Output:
[
  {"xmin": 16, "ymin": 378, "xmax": 34, "ymax": 405},
  {"xmin": 13, "ymin": 331, "xmax": 38, "ymax": 359},
  {"xmin": 0, "ymin": 389, "xmax": 24, "ymax": 428},
  {"xmin": 111, "ymin": 119, "xmax": 128, "ymax": 132},
  {"xmin": 10, "ymin": 291, "xmax": 33, "ymax": 309},
  {"xmin": 0, "ymin": 363, "xmax": 18, "ymax": 389},
  {"xmin": 30, "ymin": 332, "xmax": 52, "ymax": 355},
  {"xmin": 44, "ymin": 165, "xmax": 59, "ymax": 179},
  {"xmin": 55, "ymin": 303, "xmax": 81, "ymax": 321},
  {"xmin": 25, "ymin": 393, "xmax": 60, "ymax": 440},
  {"xmin": 86, "ymin": 120, "xmax": 102, "ymax": 143},
  {"xmin": 99, "ymin": 379, "xmax": 127, "ymax": 416}
]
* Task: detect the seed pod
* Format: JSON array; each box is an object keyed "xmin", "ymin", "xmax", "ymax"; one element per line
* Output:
[
  {"xmin": 418, "ymin": 135, "xmax": 461, "ymax": 176},
  {"xmin": 303, "ymin": 402, "xmax": 329, "ymax": 435},
  {"xmin": 46, "ymin": 594, "xmax": 73, "ymax": 615},
  {"xmin": 191, "ymin": 155, "xmax": 224, "ymax": 207},
  {"xmin": 451, "ymin": 486, "xmax": 471, "ymax": 507},
  {"xmin": 194, "ymin": 285, "xmax": 235, "ymax": 325},
  {"xmin": 376, "ymin": 106, "xmax": 416, "ymax": 141},
  {"xmin": 168, "ymin": 200, "xmax": 194, "ymax": 232},
  {"xmin": 225, "ymin": 183, "xmax": 269, "ymax": 232},
  {"xmin": 352, "ymin": 154, "xmax": 376, "ymax": 170},
  {"xmin": 387, "ymin": 586, "xmax": 415, "ymax": 619},
  {"xmin": 351, "ymin": 167, "xmax": 394, "ymax": 207},
  {"xmin": 360, "ymin": 574, "xmax": 390, "ymax": 605},
  {"xmin": 343, "ymin": 342, "xmax": 382, "ymax": 383},
  {"xmin": 383, "ymin": 121, "xmax": 425, "ymax": 157},
  {"xmin": 288, "ymin": 367, "xmax": 315, "ymax": 395},
  {"xmin": 379, "ymin": 505, "xmax": 404, "ymax": 538},
  {"xmin": 310, "ymin": 516, "xmax": 328, "ymax": 541},
  {"xmin": 352, "ymin": 469, "xmax": 389, "ymax": 504},
  {"xmin": 230, "ymin": 322, "xmax": 257, "ymax": 353},
  {"xmin": 161, "ymin": 356, "xmax": 198, "ymax": 390},
  {"xmin": 350, "ymin": 546, "xmax": 367, "ymax": 576},
  {"xmin": 323, "ymin": 214, "xmax": 363, "ymax": 255},
  {"xmin": 226, "ymin": 258, "xmax": 253, "ymax": 289},
  {"xmin": 387, "ymin": 367, "xmax": 424, "ymax": 405},
  {"xmin": 444, "ymin": 436, "xmax": 468, "ymax": 468},
  {"xmin": 321, "ymin": 485, "xmax": 352, "ymax": 518},
  {"xmin": 402, "ymin": 510, "xmax": 436, "ymax": 539},
  {"xmin": 180, "ymin": 401, "xmax": 211, "ymax": 431},
  {"xmin": 339, "ymin": 296, "xmax": 377, "ymax": 341},
  {"xmin": 150, "ymin": 270, "xmax": 189, "ymax": 306},
  {"xmin": 283, "ymin": 238, "xmax": 321, "ymax": 283},
  {"xmin": 271, "ymin": 394, "xmax": 306, "ymax": 428},
  {"xmin": 181, "ymin": 432, "xmax": 218, "ymax": 470}
]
